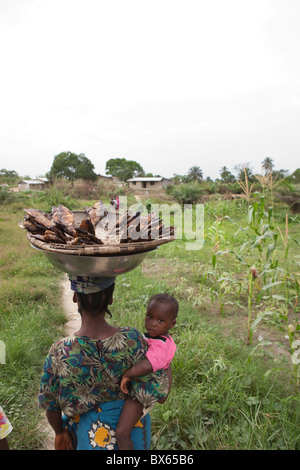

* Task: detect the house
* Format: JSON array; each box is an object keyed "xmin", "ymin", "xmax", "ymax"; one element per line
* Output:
[
  {"xmin": 18, "ymin": 179, "xmax": 46, "ymax": 191},
  {"xmin": 127, "ymin": 177, "xmax": 171, "ymax": 192},
  {"xmin": 35, "ymin": 177, "xmax": 50, "ymax": 185},
  {"xmin": 98, "ymin": 175, "xmax": 124, "ymax": 188}
]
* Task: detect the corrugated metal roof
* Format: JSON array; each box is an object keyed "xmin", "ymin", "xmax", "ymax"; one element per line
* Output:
[
  {"xmin": 18, "ymin": 180, "xmax": 44, "ymax": 185},
  {"xmin": 127, "ymin": 177, "xmax": 170, "ymax": 182}
]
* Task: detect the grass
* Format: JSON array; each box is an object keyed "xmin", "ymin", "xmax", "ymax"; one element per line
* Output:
[
  {"xmin": 112, "ymin": 265, "xmax": 300, "ymax": 450},
  {"xmin": 0, "ymin": 193, "xmax": 299, "ymax": 450},
  {"xmin": 0, "ymin": 206, "xmax": 66, "ymax": 449}
]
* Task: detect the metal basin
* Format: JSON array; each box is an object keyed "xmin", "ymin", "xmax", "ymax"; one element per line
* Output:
[{"xmin": 32, "ymin": 245, "xmax": 152, "ymax": 277}]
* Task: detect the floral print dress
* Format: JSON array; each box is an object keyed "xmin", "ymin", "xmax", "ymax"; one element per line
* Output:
[
  {"xmin": 0, "ymin": 406, "xmax": 13, "ymax": 441},
  {"xmin": 39, "ymin": 326, "xmax": 169, "ymax": 450}
]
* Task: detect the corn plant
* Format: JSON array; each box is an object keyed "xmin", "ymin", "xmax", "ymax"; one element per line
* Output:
[
  {"xmin": 207, "ymin": 192, "xmax": 299, "ymax": 358},
  {"xmin": 237, "ymin": 167, "xmax": 255, "ymax": 206},
  {"xmin": 203, "ymin": 270, "xmax": 244, "ymax": 316}
]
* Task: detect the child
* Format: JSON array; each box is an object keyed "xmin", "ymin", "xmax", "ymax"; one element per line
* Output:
[{"xmin": 116, "ymin": 293, "xmax": 178, "ymax": 449}]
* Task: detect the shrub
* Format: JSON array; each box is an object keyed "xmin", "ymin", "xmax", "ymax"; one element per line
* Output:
[{"xmin": 167, "ymin": 183, "xmax": 203, "ymax": 204}]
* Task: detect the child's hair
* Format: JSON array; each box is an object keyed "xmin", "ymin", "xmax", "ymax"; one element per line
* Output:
[
  {"xmin": 76, "ymin": 282, "xmax": 115, "ymax": 317},
  {"xmin": 148, "ymin": 293, "xmax": 179, "ymax": 319}
]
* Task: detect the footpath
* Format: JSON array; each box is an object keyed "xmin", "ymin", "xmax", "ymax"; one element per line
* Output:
[{"xmin": 41, "ymin": 275, "xmax": 81, "ymax": 450}]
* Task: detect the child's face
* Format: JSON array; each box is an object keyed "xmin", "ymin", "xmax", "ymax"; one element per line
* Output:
[{"xmin": 145, "ymin": 300, "xmax": 176, "ymax": 338}]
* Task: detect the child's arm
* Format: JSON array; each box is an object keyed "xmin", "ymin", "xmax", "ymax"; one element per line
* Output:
[
  {"xmin": 120, "ymin": 358, "xmax": 153, "ymax": 394},
  {"xmin": 115, "ymin": 398, "xmax": 143, "ymax": 450},
  {"xmin": 46, "ymin": 410, "xmax": 74, "ymax": 450}
]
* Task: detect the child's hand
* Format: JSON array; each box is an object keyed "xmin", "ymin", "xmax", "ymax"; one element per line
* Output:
[
  {"xmin": 55, "ymin": 429, "xmax": 74, "ymax": 450},
  {"xmin": 120, "ymin": 376, "xmax": 131, "ymax": 394}
]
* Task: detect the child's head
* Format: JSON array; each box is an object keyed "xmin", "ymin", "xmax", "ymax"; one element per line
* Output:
[{"xmin": 145, "ymin": 293, "xmax": 178, "ymax": 337}]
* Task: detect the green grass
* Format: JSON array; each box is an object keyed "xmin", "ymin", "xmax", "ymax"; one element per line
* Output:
[
  {"xmin": 0, "ymin": 193, "xmax": 299, "ymax": 450},
  {"xmin": 0, "ymin": 207, "xmax": 66, "ymax": 449},
  {"xmin": 111, "ymin": 265, "xmax": 300, "ymax": 450}
]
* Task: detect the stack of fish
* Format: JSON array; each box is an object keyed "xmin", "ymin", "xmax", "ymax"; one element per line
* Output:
[{"xmin": 19, "ymin": 201, "xmax": 175, "ymax": 246}]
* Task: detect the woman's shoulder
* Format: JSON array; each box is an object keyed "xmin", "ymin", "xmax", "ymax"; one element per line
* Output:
[
  {"xmin": 113, "ymin": 326, "xmax": 146, "ymax": 347},
  {"xmin": 48, "ymin": 334, "xmax": 79, "ymax": 355},
  {"xmin": 117, "ymin": 326, "xmax": 143, "ymax": 340},
  {"xmin": 47, "ymin": 329, "xmax": 144, "ymax": 355}
]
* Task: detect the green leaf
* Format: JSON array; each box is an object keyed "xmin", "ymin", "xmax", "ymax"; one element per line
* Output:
[
  {"xmin": 266, "ymin": 243, "xmax": 276, "ymax": 260},
  {"xmin": 250, "ymin": 311, "xmax": 276, "ymax": 334},
  {"xmin": 212, "ymin": 253, "xmax": 217, "ymax": 269},
  {"xmin": 162, "ymin": 410, "xmax": 172, "ymax": 422},
  {"xmin": 261, "ymin": 281, "xmax": 283, "ymax": 291}
]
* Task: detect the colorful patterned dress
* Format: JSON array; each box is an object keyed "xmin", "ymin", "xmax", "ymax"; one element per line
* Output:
[
  {"xmin": 0, "ymin": 406, "xmax": 13, "ymax": 441},
  {"xmin": 39, "ymin": 326, "xmax": 169, "ymax": 450}
]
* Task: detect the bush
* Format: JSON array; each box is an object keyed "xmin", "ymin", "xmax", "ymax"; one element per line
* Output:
[{"xmin": 167, "ymin": 183, "xmax": 203, "ymax": 204}]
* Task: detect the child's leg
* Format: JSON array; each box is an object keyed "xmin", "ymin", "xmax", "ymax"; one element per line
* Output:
[{"xmin": 115, "ymin": 398, "xmax": 143, "ymax": 450}]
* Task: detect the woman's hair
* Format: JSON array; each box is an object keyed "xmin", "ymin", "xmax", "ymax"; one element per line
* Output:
[
  {"xmin": 148, "ymin": 293, "xmax": 179, "ymax": 319},
  {"xmin": 76, "ymin": 282, "xmax": 115, "ymax": 317}
]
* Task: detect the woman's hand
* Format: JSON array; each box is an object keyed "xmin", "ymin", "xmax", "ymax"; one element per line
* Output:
[
  {"xmin": 46, "ymin": 410, "xmax": 74, "ymax": 450},
  {"xmin": 54, "ymin": 430, "xmax": 74, "ymax": 450}
]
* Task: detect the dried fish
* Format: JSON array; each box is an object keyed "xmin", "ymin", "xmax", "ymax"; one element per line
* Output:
[
  {"xmin": 75, "ymin": 227, "xmax": 103, "ymax": 245},
  {"xmin": 18, "ymin": 220, "xmax": 44, "ymax": 234},
  {"xmin": 85, "ymin": 201, "xmax": 108, "ymax": 226},
  {"xmin": 29, "ymin": 233, "xmax": 47, "ymax": 242},
  {"xmin": 57, "ymin": 204, "xmax": 77, "ymax": 237},
  {"xmin": 20, "ymin": 200, "xmax": 174, "ymax": 248},
  {"xmin": 79, "ymin": 217, "xmax": 95, "ymax": 236},
  {"xmin": 115, "ymin": 211, "xmax": 129, "ymax": 229},
  {"xmin": 126, "ymin": 211, "xmax": 142, "ymax": 226},
  {"xmin": 44, "ymin": 230, "xmax": 65, "ymax": 244},
  {"xmin": 23, "ymin": 208, "xmax": 55, "ymax": 232}
]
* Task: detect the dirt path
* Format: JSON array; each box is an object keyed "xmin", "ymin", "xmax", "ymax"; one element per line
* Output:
[
  {"xmin": 41, "ymin": 275, "xmax": 81, "ymax": 450},
  {"xmin": 61, "ymin": 274, "xmax": 81, "ymax": 335}
]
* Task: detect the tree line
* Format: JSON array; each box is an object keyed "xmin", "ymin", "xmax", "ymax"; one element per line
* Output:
[
  {"xmin": 1, "ymin": 152, "xmax": 298, "ymax": 187},
  {"xmin": 44, "ymin": 153, "xmax": 299, "ymax": 186}
]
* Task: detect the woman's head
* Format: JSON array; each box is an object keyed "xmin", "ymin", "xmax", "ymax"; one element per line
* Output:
[
  {"xmin": 75, "ymin": 282, "xmax": 115, "ymax": 316},
  {"xmin": 145, "ymin": 293, "xmax": 178, "ymax": 338},
  {"xmin": 69, "ymin": 275, "xmax": 115, "ymax": 317}
]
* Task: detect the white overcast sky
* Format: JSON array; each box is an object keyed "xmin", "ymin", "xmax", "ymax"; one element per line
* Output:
[{"xmin": 0, "ymin": 0, "xmax": 299, "ymax": 180}]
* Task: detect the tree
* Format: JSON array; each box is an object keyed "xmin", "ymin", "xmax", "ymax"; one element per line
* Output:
[
  {"xmin": 105, "ymin": 158, "xmax": 144, "ymax": 182},
  {"xmin": 47, "ymin": 152, "xmax": 97, "ymax": 181},
  {"xmin": 219, "ymin": 166, "xmax": 236, "ymax": 183},
  {"xmin": 0, "ymin": 169, "xmax": 19, "ymax": 183},
  {"xmin": 186, "ymin": 166, "xmax": 203, "ymax": 182},
  {"xmin": 261, "ymin": 157, "xmax": 274, "ymax": 175},
  {"xmin": 234, "ymin": 163, "xmax": 255, "ymax": 182}
]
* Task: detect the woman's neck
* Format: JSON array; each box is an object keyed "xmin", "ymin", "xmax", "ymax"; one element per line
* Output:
[{"xmin": 75, "ymin": 311, "xmax": 118, "ymax": 340}]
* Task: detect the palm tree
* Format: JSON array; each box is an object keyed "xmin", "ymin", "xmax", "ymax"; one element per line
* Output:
[
  {"xmin": 261, "ymin": 157, "xmax": 274, "ymax": 175},
  {"xmin": 187, "ymin": 166, "xmax": 203, "ymax": 182},
  {"xmin": 220, "ymin": 166, "xmax": 235, "ymax": 183}
]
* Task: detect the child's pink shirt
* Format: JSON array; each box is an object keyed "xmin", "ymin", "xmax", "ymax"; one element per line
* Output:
[{"xmin": 143, "ymin": 333, "xmax": 176, "ymax": 372}]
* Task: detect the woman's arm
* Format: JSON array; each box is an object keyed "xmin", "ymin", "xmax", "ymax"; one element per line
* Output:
[{"xmin": 46, "ymin": 410, "xmax": 74, "ymax": 450}]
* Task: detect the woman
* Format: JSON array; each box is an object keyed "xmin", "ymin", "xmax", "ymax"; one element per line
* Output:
[{"xmin": 38, "ymin": 275, "xmax": 169, "ymax": 450}]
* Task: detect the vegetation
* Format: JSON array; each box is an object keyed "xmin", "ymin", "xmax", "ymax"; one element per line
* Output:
[
  {"xmin": 0, "ymin": 173, "xmax": 299, "ymax": 449},
  {"xmin": 47, "ymin": 151, "xmax": 98, "ymax": 182},
  {"xmin": 105, "ymin": 157, "xmax": 145, "ymax": 182}
]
